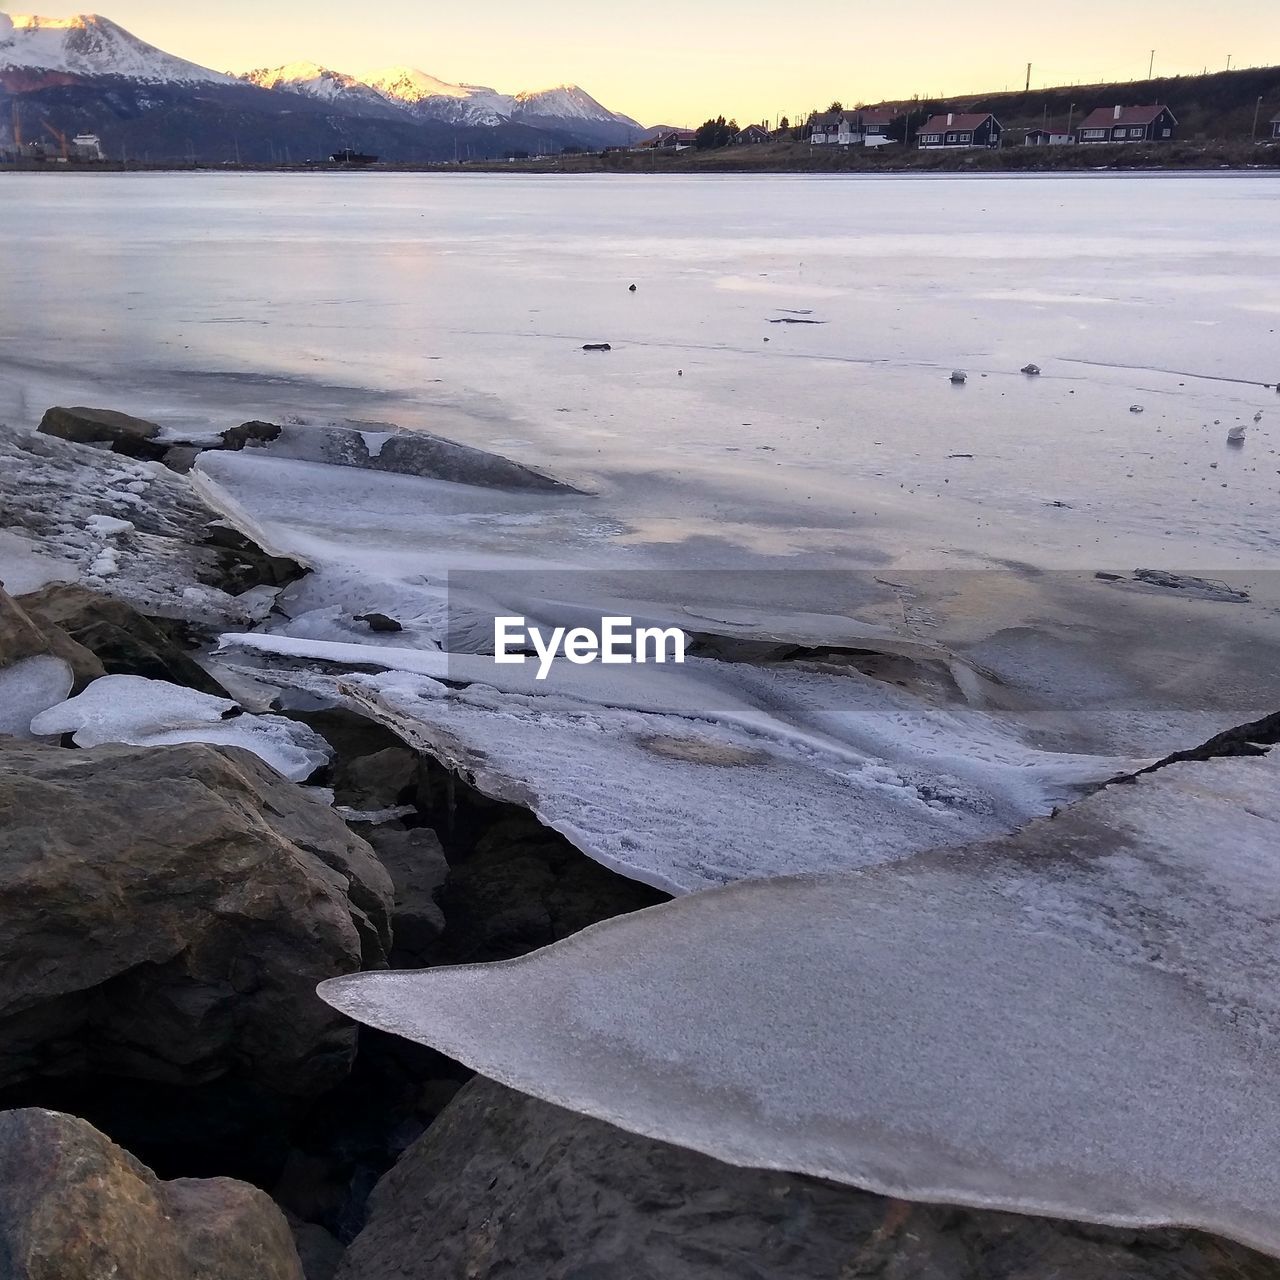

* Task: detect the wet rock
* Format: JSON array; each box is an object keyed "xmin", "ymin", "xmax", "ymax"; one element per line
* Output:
[
  {"xmin": 38, "ymin": 405, "xmax": 167, "ymax": 461},
  {"xmin": 1021, "ymin": 363, "xmax": 1041, "ymax": 375},
  {"xmin": 951, "ymin": 369, "xmax": 967, "ymax": 383},
  {"xmin": 583, "ymin": 342, "xmax": 612, "ymax": 351},
  {"xmin": 19, "ymin": 582, "xmax": 227, "ymax": 695},
  {"xmin": 436, "ymin": 812, "xmax": 666, "ymax": 964},
  {"xmin": 0, "ymin": 740, "xmax": 393, "ymax": 1096},
  {"xmin": 340, "ymin": 1077, "xmax": 1278, "ymax": 1280},
  {"xmin": 0, "ymin": 1107, "xmax": 302, "ymax": 1280}
]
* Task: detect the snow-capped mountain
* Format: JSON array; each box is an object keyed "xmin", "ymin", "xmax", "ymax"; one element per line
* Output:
[
  {"xmin": 0, "ymin": 13, "xmax": 235, "ymax": 85},
  {"xmin": 0, "ymin": 12, "xmax": 648, "ymax": 162},
  {"xmin": 241, "ymin": 62, "xmax": 398, "ymax": 114}
]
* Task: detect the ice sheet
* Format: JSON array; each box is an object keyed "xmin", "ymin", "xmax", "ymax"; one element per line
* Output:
[
  {"xmin": 0, "ymin": 655, "xmax": 74, "ymax": 738},
  {"xmin": 322, "ymin": 751, "xmax": 1280, "ymax": 1259},
  {"xmin": 31, "ymin": 674, "xmax": 332, "ymax": 781}
]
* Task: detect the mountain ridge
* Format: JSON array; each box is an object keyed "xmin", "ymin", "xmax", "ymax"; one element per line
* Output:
[{"xmin": 0, "ymin": 12, "xmax": 646, "ymax": 161}]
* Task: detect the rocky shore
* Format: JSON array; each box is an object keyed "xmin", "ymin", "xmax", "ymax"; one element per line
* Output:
[{"xmin": 1, "ymin": 404, "xmax": 1278, "ymax": 1279}]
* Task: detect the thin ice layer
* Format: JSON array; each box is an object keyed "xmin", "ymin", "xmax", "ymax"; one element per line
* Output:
[
  {"xmin": 322, "ymin": 751, "xmax": 1280, "ymax": 1260},
  {"xmin": 220, "ymin": 632, "xmax": 1144, "ymax": 893},
  {"xmin": 31, "ymin": 674, "xmax": 331, "ymax": 781},
  {"xmin": 0, "ymin": 655, "xmax": 74, "ymax": 738}
]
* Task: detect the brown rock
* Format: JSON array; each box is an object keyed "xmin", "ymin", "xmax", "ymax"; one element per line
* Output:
[
  {"xmin": 0, "ymin": 1107, "xmax": 303, "ymax": 1280},
  {"xmin": 38, "ymin": 405, "xmax": 167, "ymax": 460},
  {"xmin": 0, "ymin": 740, "xmax": 394, "ymax": 1096},
  {"xmin": 0, "ymin": 585, "xmax": 105, "ymax": 690}
]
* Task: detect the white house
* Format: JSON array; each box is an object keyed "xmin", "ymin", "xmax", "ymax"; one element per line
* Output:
[{"xmin": 1024, "ymin": 126, "xmax": 1075, "ymax": 146}]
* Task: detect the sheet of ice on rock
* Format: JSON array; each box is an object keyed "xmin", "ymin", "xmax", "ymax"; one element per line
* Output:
[
  {"xmin": 31, "ymin": 674, "xmax": 331, "ymax": 782},
  {"xmin": 322, "ymin": 751, "xmax": 1280, "ymax": 1259},
  {"xmin": 0, "ymin": 655, "xmax": 73, "ymax": 738},
  {"xmin": 223, "ymin": 632, "xmax": 1143, "ymax": 893}
]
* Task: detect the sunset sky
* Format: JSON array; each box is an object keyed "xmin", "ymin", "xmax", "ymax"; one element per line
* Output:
[{"xmin": 10, "ymin": 1, "xmax": 1278, "ymax": 125}]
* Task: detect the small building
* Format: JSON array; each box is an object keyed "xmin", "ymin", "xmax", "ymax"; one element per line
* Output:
[
  {"xmin": 1076, "ymin": 105, "xmax": 1176, "ymax": 144},
  {"xmin": 810, "ymin": 110, "xmax": 861, "ymax": 146},
  {"xmin": 917, "ymin": 112, "xmax": 1002, "ymax": 149},
  {"xmin": 71, "ymin": 133, "xmax": 105, "ymax": 161},
  {"xmin": 859, "ymin": 107, "xmax": 896, "ymax": 145},
  {"xmin": 733, "ymin": 123, "xmax": 771, "ymax": 145},
  {"xmin": 638, "ymin": 129, "xmax": 697, "ymax": 151},
  {"xmin": 1024, "ymin": 125, "xmax": 1075, "ymax": 146},
  {"xmin": 1271, "ymin": 114, "xmax": 1280, "ymax": 140}
]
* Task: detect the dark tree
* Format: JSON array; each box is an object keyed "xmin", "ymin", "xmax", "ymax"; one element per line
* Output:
[{"xmin": 695, "ymin": 116, "xmax": 738, "ymax": 149}]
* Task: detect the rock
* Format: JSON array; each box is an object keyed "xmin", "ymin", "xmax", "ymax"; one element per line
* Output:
[
  {"xmin": 628, "ymin": 284, "xmax": 637, "ymax": 292},
  {"xmin": 334, "ymin": 746, "xmax": 419, "ymax": 811},
  {"xmin": 338, "ymin": 1077, "xmax": 1280, "ymax": 1280},
  {"xmin": 436, "ymin": 813, "xmax": 666, "ymax": 964},
  {"xmin": 1130, "ymin": 404, "xmax": 1145, "ymax": 413},
  {"xmin": 0, "ymin": 1108, "xmax": 302, "ymax": 1280},
  {"xmin": 358, "ymin": 825, "xmax": 449, "ymax": 967},
  {"xmin": 0, "ymin": 585, "xmax": 105, "ymax": 690},
  {"xmin": 0, "ymin": 740, "xmax": 393, "ymax": 1096},
  {"xmin": 950, "ymin": 369, "xmax": 967, "ymax": 383},
  {"xmin": 1228, "ymin": 426, "xmax": 1246, "ymax": 443},
  {"xmin": 38, "ymin": 405, "xmax": 167, "ymax": 460},
  {"xmin": 222, "ymin": 420, "xmax": 283, "ymax": 451},
  {"xmin": 0, "ymin": 426, "xmax": 305, "ymax": 626},
  {"xmin": 289, "ymin": 1218, "xmax": 346, "ymax": 1280},
  {"xmin": 19, "ymin": 583, "xmax": 227, "ymax": 695},
  {"xmin": 582, "ymin": 342, "xmax": 612, "ymax": 351},
  {"xmin": 1021, "ymin": 363, "xmax": 1041, "ymax": 375},
  {"xmin": 355, "ymin": 612, "xmax": 403, "ymax": 634}
]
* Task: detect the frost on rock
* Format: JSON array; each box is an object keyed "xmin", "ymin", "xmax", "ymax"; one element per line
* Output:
[
  {"xmin": 0, "ymin": 426, "xmax": 282, "ymax": 625},
  {"xmin": 220, "ymin": 632, "xmax": 1144, "ymax": 894},
  {"xmin": 0, "ymin": 656, "xmax": 74, "ymax": 738},
  {"xmin": 31, "ymin": 675, "xmax": 331, "ymax": 782},
  {"xmin": 322, "ymin": 751, "xmax": 1280, "ymax": 1259}
]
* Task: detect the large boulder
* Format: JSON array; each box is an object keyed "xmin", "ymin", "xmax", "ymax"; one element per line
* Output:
[
  {"xmin": 0, "ymin": 740, "xmax": 393, "ymax": 1096},
  {"xmin": 339, "ymin": 1078, "xmax": 1280, "ymax": 1280},
  {"xmin": 38, "ymin": 405, "xmax": 167, "ymax": 460},
  {"xmin": 0, "ymin": 1108, "xmax": 302, "ymax": 1280}
]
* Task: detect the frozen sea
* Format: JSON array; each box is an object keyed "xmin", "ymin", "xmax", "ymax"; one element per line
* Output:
[{"xmin": 2, "ymin": 170, "xmax": 1279, "ymax": 573}]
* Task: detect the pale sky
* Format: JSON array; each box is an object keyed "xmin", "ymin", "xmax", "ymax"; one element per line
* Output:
[{"xmin": 11, "ymin": 1, "xmax": 1279, "ymax": 126}]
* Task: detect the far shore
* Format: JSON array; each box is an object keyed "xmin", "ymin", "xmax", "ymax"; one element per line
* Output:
[{"xmin": 3, "ymin": 138, "xmax": 1278, "ymax": 177}]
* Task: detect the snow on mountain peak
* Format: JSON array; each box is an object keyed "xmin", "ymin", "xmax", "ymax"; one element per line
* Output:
[
  {"xmin": 360, "ymin": 65, "xmax": 477, "ymax": 103},
  {"xmin": 0, "ymin": 13, "xmax": 235, "ymax": 84}
]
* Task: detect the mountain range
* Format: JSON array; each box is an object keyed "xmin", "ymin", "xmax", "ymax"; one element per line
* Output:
[{"xmin": 0, "ymin": 13, "xmax": 648, "ymax": 163}]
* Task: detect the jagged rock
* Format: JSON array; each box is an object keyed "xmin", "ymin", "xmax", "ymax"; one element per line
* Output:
[
  {"xmin": 38, "ymin": 405, "xmax": 167, "ymax": 460},
  {"xmin": 19, "ymin": 582, "xmax": 226, "ymax": 695},
  {"xmin": 0, "ymin": 740, "xmax": 393, "ymax": 1096},
  {"xmin": 0, "ymin": 585, "xmax": 104, "ymax": 690},
  {"xmin": 0, "ymin": 1108, "xmax": 302, "ymax": 1280},
  {"xmin": 358, "ymin": 825, "xmax": 449, "ymax": 966},
  {"xmin": 287, "ymin": 1215, "xmax": 345, "ymax": 1280},
  {"xmin": 338, "ymin": 1077, "xmax": 1280, "ymax": 1280},
  {"xmin": 436, "ymin": 813, "xmax": 666, "ymax": 964}
]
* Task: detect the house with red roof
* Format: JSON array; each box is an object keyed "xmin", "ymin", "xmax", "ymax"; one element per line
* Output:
[
  {"xmin": 1076, "ymin": 105, "xmax": 1176, "ymax": 144},
  {"xmin": 733, "ymin": 123, "xmax": 772, "ymax": 145},
  {"xmin": 916, "ymin": 112, "xmax": 1002, "ymax": 149}
]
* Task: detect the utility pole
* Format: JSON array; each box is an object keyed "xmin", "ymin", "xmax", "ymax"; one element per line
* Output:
[
  {"xmin": 1066, "ymin": 102, "xmax": 1075, "ymax": 136},
  {"xmin": 1226, "ymin": 53, "xmax": 1232, "ymax": 70},
  {"xmin": 1253, "ymin": 95, "xmax": 1264, "ymax": 141},
  {"xmin": 1148, "ymin": 49, "xmax": 1155, "ymax": 78},
  {"xmin": 1025, "ymin": 62, "xmax": 1031, "ymax": 92}
]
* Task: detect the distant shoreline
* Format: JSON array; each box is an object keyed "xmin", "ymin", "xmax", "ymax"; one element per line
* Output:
[{"xmin": 4, "ymin": 139, "xmax": 1277, "ymax": 176}]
